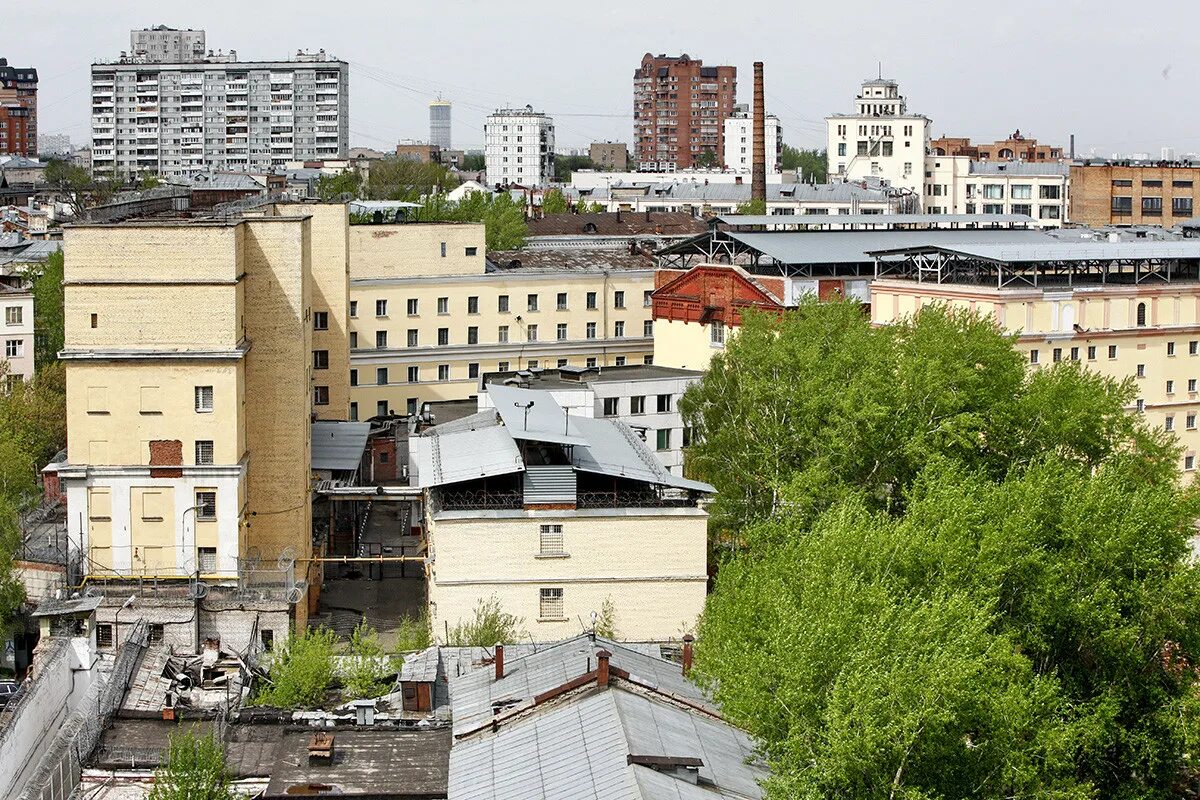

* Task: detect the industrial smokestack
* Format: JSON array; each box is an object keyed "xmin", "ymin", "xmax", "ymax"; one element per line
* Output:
[
  {"xmin": 1069, "ymin": 133, "xmax": 1075, "ymax": 160},
  {"xmin": 752, "ymin": 61, "xmax": 766, "ymax": 204}
]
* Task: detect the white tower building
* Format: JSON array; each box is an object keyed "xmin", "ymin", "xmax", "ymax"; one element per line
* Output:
[
  {"xmin": 826, "ymin": 77, "xmax": 930, "ymax": 201},
  {"xmin": 484, "ymin": 106, "xmax": 555, "ymax": 187}
]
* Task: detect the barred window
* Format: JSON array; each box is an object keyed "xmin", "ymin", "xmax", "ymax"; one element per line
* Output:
[
  {"xmin": 539, "ymin": 524, "xmax": 564, "ymax": 555},
  {"xmin": 539, "ymin": 587, "xmax": 564, "ymax": 620}
]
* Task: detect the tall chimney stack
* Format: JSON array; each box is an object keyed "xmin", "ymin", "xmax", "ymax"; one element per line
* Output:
[
  {"xmin": 752, "ymin": 61, "xmax": 766, "ymax": 204},
  {"xmin": 682, "ymin": 634, "xmax": 694, "ymax": 676},
  {"xmin": 494, "ymin": 643, "xmax": 505, "ymax": 681}
]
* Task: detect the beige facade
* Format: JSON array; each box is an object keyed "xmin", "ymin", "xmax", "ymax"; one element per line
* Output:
[
  {"xmin": 871, "ymin": 279, "xmax": 1200, "ymax": 473},
  {"xmin": 348, "ymin": 223, "xmax": 655, "ymax": 418},
  {"xmin": 1, "ymin": 288, "xmax": 34, "ymax": 385},
  {"xmin": 59, "ymin": 210, "xmax": 324, "ymax": 627},
  {"xmin": 652, "ymin": 317, "xmax": 726, "ymax": 371},
  {"xmin": 427, "ymin": 509, "xmax": 708, "ymax": 642}
]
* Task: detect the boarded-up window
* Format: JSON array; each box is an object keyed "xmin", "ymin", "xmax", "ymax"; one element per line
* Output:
[
  {"xmin": 87, "ymin": 386, "xmax": 107, "ymax": 413},
  {"xmin": 88, "ymin": 440, "xmax": 108, "ymax": 463},
  {"xmin": 88, "ymin": 487, "xmax": 112, "ymax": 520},
  {"xmin": 140, "ymin": 386, "xmax": 161, "ymax": 414},
  {"xmin": 141, "ymin": 491, "xmax": 165, "ymax": 521}
]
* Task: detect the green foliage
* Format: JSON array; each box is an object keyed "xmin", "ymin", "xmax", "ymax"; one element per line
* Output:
[
  {"xmin": 148, "ymin": 727, "xmax": 236, "ymax": 800},
  {"xmin": 0, "ymin": 362, "xmax": 67, "ymax": 502},
  {"xmin": 341, "ymin": 620, "xmax": 395, "ymax": 700},
  {"xmin": 695, "ymin": 150, "xmax": 720, "ymax": 169},
  {"xmin": 24, "ymin": 251, "xmax": 64, "ymax": 366},
  {"xmin": 44, "ymin": 158, "xmax": 120, "ymax": 215},
  {"xmin": 418, "ymin": 192, "xmax": 527, "ymax": 251},
  {"xmin": 137, "ymin": 172, "xmax": 161, "ymax": 190},
  {"xmin": 680, "ymin": 300, "xmax": 1170, "ymax": 534},
  {"xmin": 445, "ymin": 595, "xmax": 525, "ymax": 646},
  {"xmin": 0, "ymin": 496, "xmax": 27, "ymax": 635},
  {"xmin": 393, "ymin": 611, "xmax": 433, "ymax": 654},
  {"xmin": 366, "ymin": 157, "xmax": 459, "ymax": 202},
  {"xmin": 697, "ymin": 458, "xmax": 1200, "ymax": 799},
  {"xmin": 593, "ymin": 596, "xmax": 618, "ymax": 640},
  {"xmin": 314, "ymin": 169, "xmax": 363, "ymax": 201},
  {"xmin": 541, "ymin": 188, "xmax": 570, "ymax": 215},
  {"xmin": 782, "ymin": 145, "xmax": 827, "ymax": 182},
  {"xmin": 461, "ymin": 153, "xmax": 485, "ymax": 172},
  {"xmin": 253, "ymin": 626, "xmax": 337, "ymax": 708},
  {"xmin": 553, "ymin": 154, "xmax": 593, "ymax": 183},
  {"xmin": 734, "ymin": 198, "xmax": 767, "ymax": 216},
  {"xmin": 577, "ymin": 199, "xmax": 606, "ymax": 214}
]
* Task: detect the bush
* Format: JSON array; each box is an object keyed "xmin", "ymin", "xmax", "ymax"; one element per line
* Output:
[
  {"xmin": 594, "ymin": 596, "xmax": 618, "ymax": 639},
  {"xmin": 253, "ymin": 627, "xmax": 337, "ymax": 708},
  {"xmin": 393, "ymin": 611, "xmax": 433, "ymax": 654},
  {"xmin": 341, "ymin": 620, "xmax": 395, "ymax": 700},
  {"xmin": 148, "ymin": 728, "xmax": 236, "ymax": 800},
  {"xmin": 445, "ymin": 595, "xmax": 524, "ymax": 646}
]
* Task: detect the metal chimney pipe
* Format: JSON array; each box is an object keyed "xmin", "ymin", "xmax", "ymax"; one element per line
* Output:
[
  {"xmin": 494, "ymin": 643, "xmax": 504, "ymax": 681},
  {"xmin": 752, "ymin": 62, "xmax": 766, "ymax": 203},
  {"xmin": 682, "ymin": 634, "xmax": 694, "ymax": 676},
  {"xmin": 596, "ymin": 649, "xmax": 611, "ymax": 687}
]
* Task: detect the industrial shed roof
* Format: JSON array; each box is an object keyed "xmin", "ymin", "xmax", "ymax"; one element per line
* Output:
[
  {"xmin": 867, "ymin": 240, "xmax": 1200, "ymax": 263},
  {"xmin": 310, "ymin": 421, "xmax": 370, "ymax": 472},
  {"xmin": 729, "ymin": 227, "xmax": 1053, "ymax": 265},
  {"xmin": 716, "ymin": 213, "xmax": 1037, "ymax": 227}
]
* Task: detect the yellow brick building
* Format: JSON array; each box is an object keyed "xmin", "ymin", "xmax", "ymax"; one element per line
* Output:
[
  {"xmin": 347, "ymin": 223, "xmax": 656, "ymax": 419},
  {"xmin": 58, "ymin": 206, "xmax": 340, "ymax": 627}
]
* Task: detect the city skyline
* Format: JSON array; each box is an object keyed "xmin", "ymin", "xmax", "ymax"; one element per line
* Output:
[{"xmin": 7, "ymin": 0, "xmax": 1200, "ymax": 157}]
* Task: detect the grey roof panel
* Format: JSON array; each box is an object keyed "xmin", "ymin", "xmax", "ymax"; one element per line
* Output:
[
  {"xmin": 412, "ymin": 424, "xmax": 525, "ymax": 487},
  {"xmin": 717, "ymin": 213, "xmax": 1036, "ymax": 227},
  {"xmin": 868, "ymin": 240, "xmax": 1200, "ymax": 263},
  {"xmin": 485, "ymin": 382, "xmax": 590, "ymax": 445},
  {"xmin": 570, "ymin": 416, "xmax": 715, "ymax": 492},
  {"xmin": 310, "ymin": 421, "xmax": 370, "ymax": 471},
  {"xmin": 729, "ymin": 227, "xmax": 1054, "ymax": 265}
]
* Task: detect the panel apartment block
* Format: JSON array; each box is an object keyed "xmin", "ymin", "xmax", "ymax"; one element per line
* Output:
[
  {"xmin": 90, "ymin": 53, "xmax": 348, "ymax": 177},
  {"xmin": 0, "ymin": 58, "xmax": 38, "ymax": 157},
  {"xmin": 633, "ymin": 53, "xmax": 736, "ymax": 172}
]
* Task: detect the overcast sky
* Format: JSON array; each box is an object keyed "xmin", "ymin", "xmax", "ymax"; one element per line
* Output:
[{"xmin": 8, "ymin": 0, "xmax": 1200, "ymax": 157}]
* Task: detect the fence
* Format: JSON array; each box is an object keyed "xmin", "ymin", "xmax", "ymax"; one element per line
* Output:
[{"xmin": 16, "ymin": 619, "xmax": 149, "ymax": 800}]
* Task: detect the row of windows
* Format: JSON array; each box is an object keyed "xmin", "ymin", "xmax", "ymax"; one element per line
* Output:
[
  {"xmin": 601, "ymin": 393, "xmax": 674, "ymax": 415},
  {"xmin": 353, "ymin": 353, "xmax": 655, "ymax": 389},
  {"xmin": 351, "ymin": 320, "xmax": 653, "ymax": 349},
  {"xmin": 1111, "ymin": 196, "xmax": 1194, "ymax": 215},
  {"xmin": 1112, "ymin": 179, "xmax": 1193, "ymax": 189},
  {"xmin": 351, "ymin": 290, "xmax": 649, "ymax": 319}
]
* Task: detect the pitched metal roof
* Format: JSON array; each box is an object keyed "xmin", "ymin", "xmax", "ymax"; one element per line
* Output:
[
  {"xmin": 729, "ymin": 227, "xmax": 1054, "ymax": 265},
  {"xmin": 868, "ymin": 240, "xmax": 1200, "ymax": 263},
  {"xmin": 310, "ymin": 421, "xmax": 370, "ymax": 472},
  {"xmin": 486, "ymin": 382, "xmax": 589, "ymax": 446},
  {"xmin": 570, "ymin": 416, "xmax": 713, "ymax": 492},
  {"xmin": 414, "ymin": 424, "xmax": 525, "ymax": 487}
]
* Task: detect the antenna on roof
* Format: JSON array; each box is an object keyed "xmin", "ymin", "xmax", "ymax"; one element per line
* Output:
[
  {"xmin": 878, "ymin": 61, "xmax": 882, "ymax": 79},
  {"xmin": 514, "ymin": 400, "xmax": 534, "ymax": 430}
]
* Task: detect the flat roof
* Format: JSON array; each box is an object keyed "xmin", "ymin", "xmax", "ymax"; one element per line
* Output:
[
  {"xmin": 481, "ymin": 364, "xmax": 704, "ymax": 391},
  {"xmin": 263, "ymin": 728, "xmax": 451, "ymax": 798},
  {"xmin": 868, "ymin": 241, "xmax": 1200, "ymax": 263},
  {"xmin": 716, "ymin": 213, "xmax": 1036, "ymax": 227},
  {"xmin": 729, "ymin": 228, "xmax": 1053, "ymax": 265}
]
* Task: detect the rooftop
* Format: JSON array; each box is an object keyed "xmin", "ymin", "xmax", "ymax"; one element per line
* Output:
[
  {"xmin": 723, "ymin": 227, "xmax": 1053, "ymax": 266},
  {"xmin": 485, "ymin": 248, "xmax": 655, "ymax": 273},
  {"xmin": 480, "ymin": 364, "xmax": 704, "ymax": 391},
  {"xmin": 968, "ymin": 161, "xmax": 1069, "ymax": 176},
  {"xmin": 591, "ymin": 181, "xmax": 891, "ymax": 204},
  {"xmin": 264, "ymin": 728, "xmax": 451, "ymax": 798},
  {"xmin": 311, "ymin": 421, "xmax": 371, "ymax": 473},
  {"xmin": 526, "ymin": 211, "xmax": 707, "ymax": 238},
  {"xmin": 715, "ymin": 213, "xmax": 1038, "ymax": 229}
]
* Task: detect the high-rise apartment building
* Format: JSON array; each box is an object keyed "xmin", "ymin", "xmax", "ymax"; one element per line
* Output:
[
  {"xmin": 723, "ymin": 106, "xmax": 782, "ymax": 174},
  {"xmin": 826, "ymin": 77, "xmax": 930, "ymax": 199},
  {"xmin": 91, "ymin": 47, "xmax": 349, "ymax": 177},
  {"xmin": 429, "ymin": 99, "xmax": 451, "ymax": 150},
  {"xmin": 130, "ymin": 25, "xmax": 206, "ymax": 63},
  {"xmin": 633, "ymin": 53, "xmax": 736, "ymax": 172},
  {"xmin": 484, "ymin": 106, "xmax": 554, "ymax": 187},
  {"xmin": 0, "ymin": 58, "xmax": 37, "ymax": 157}
]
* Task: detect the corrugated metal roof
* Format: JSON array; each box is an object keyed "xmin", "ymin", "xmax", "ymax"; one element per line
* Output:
[
  {"xmin": 413, "ymin": 425, "xmax": 525, "ymax": 487},
  {"xmin": 868, "ymin": 240, "xmax": 1200, "ymax": 263},
  {"xmin": 448, "ymin": 635, "xmax": 765, "ymax": 800},
  {"xmin": 571, "ymin": 416, "xmax": 713, "ymax": 492},
  {"xmin": 730, "ymin": 227, "xmax": 1054, "ymax": 265},
  {"xmin": 310, "ymin": 421, "xmax": 370, "ymax": 471},
  {"xmin": 717, "ymin": 213, "xmax": 1036, "ymax": 227},
  {"xmin": 486, "ymin": 382, "xmax": 590, "ymax": 446}
]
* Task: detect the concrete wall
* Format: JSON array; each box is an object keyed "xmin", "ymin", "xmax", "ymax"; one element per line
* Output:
[
  {"xmin": 348, "ymin": 223, "xmax": 485, "ymax": 280},
  {"xmin": 427, "ymin": 508, "xmax": 708, "ymax": 642},
  {"xmin": 297, "ymin": 203, "xmax": 352, "ymax": 420}
]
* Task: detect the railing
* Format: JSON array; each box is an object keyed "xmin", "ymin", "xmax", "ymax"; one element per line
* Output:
[
  {"xmin": 577, "ymin": 491, "xmax": 696, "ymax": 509},
  {"xmin": 17, "ymin": 620, "xmax": 149, "ymax": 800},
  {"xmin": 432, "ymin": 490, "xmax": 522, "ymax": 512},
  {"xmin": 432, "ymin": 489, "xmax": 695, "ymax": 511}
]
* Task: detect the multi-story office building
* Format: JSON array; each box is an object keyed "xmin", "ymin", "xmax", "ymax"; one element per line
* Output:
[
  {"xmin": 1, "ymin": 285, "xmax": 34, "ymax": 386},
  {"xmin": 411, "ymin": 383, "xmax": 712, "ymax": 642},
  {"xmin": 429, "ymin": 99, "xmax": 451, "ymax": 150},
  {"xmin": 346, "ymin": 221, "xmax": 655, "ymax": 419},
  {"xmin": 90, "ymin": 49, "xmax": 349, "ymax": 177},
  {"xmin": 870, "ymin": 240, "xmax": 1200, "ymax": 476},
  {"xmin": 130, "ymin": 25, "xmax": 206, "ymax": 63},
  {"xmin": 1070, "ymin": 161, "xmax": 1200, "ymax": 227},
  {"xmin": 826, "ymin": 77, "xmax": 930, "ymax": 200},
  {"xmin": 484, "ymin": 106, "xmax": 555, "ymax": 187},
  {"xmin": 924, "ymin": 157, "xmax": 1069, "ymax": 227},
  {"xmin": 634, "ymin": 53, "xmax": 736, "ymax": 172},
  {"xmin": 723, "ymin": 106, "xmax": 782, "ymax": 174},
  {"xmin": 0, "ymin": 58, "xmax": 37, "ymax": 157},
  {"xmin": 57, "ymin": 203, "xmax": 351, "ymax": 629}
]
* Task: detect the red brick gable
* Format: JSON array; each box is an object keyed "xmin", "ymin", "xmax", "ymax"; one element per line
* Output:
[{"xmin": 652, "ymin": 264, "xmax": 785, "ymax": 327}]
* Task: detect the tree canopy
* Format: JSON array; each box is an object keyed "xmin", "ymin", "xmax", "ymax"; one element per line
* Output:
[
  {"xmin": 148, "ymin": 728, "xmax": 237, "ymax": 800},
  {"xmin": 782, "ymin": 145, "xmax": 828, "ymax": 183},
  {"xmin": 461, "ymin": 153, "xmax": 485, "ymax": 172},
  {"xmin": 44, "ymin": 159, "xmax": 121, "ymax": 216},
  {"xmin": 365, "ymin": 157, "xmax": 459, "ymax": 202},
  {"xmin": 554, "ymin": 155, "xmax": 593, "ymax": 183},
  {"xmin": 314, "ymin": 169, "xmax": 363, "ymax": 201},
  {"xmin": 24, "ymin": 250, "xmax": 64, "ymax": 367},
  {"xmin": 685, "ymin": 299, "xmax": 1200, "ymax": 798},
  {"xmin": 540, "ymin": 188, "xmax": 570, "ymax": 215},
  {"xmin": 419, "ymin": 191, "xmax": 527, "ymax": 251}
]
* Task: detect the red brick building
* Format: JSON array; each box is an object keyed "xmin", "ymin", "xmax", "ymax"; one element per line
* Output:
[
  {"xmin": 634, "ymin": 53, "xmax": 736, "ymax": 171},
  {"xmin": 0, "ymin": 58, "xmax": 37, "ymax": 157},
  {"xmin": 931, "ymin": 130, "xmax": 1062, "ymax": 161}
]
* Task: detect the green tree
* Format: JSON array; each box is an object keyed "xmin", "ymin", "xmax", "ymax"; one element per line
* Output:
[
  {"xmin": 781, "ymin": 145, "xmax": 827, "ymax": 182},
  {"xmin": 461, "ymin": 153, "xmax": 485, "ymax": 172},
  {"xmin": 695, "ymin": 150, "xmax": 720, "ymax": 169},
  {"xmin": 393, "ymin": 611, "xmax": 433, "ymax": 654},
  {"xmin": 680, "ymin": 300, "xmax": 1170, "ymax": 534},
  {"xmin": 445, "ymin": 595, "xmax": 525, "ymax": 646},
  {"xmin": 541, "ymin": 189, "xmax": 570, "ymax": 215},
  {"xmin": 593, "ymin": 596, "xmax": 618, "ymax": 640},
  {"xmin": 553, "ymin": 155, "xmax": 593, "ymax": 183},
  {"xmin": 254, "ymin": 626, "xmax": 337, "ymax": 708},
  {"xmin": 314, "ymin": 169, "xmax": 363, "ymax": 201},
  {"xmin": 44, "ymin": 158, "xmax": 120, "ymax": 216},
  {"xmin": 0, "ymin": 496, "xmax": 27, "ymax": 636},
  {"xmin": 24, "ymin": 250, "xmax": 64, "ymax": 366},
  {"xmin": 576, "ymin": 200, "xmax": 606, "ymax": 214},
  {"xmin": 734, "ymin": 198, "xmax": 767, "ymax": 215},
  {"xmin": 341, "ymin": 620, "xmax": 394, "ymax": 700},
  {"xmin": 148, "ymin": 728, "xmax": 236, "ymax": 800},
  {"xmin": 367, "ymin": 157, "xmax": 459, "ymax": 202},
  {"xmin": 0, "ymin": 362, "xmax": 67, "ymax": 502},
  {"xmin": 418, "ymin": 192, "xmax": 527, "ymax": 251}
]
